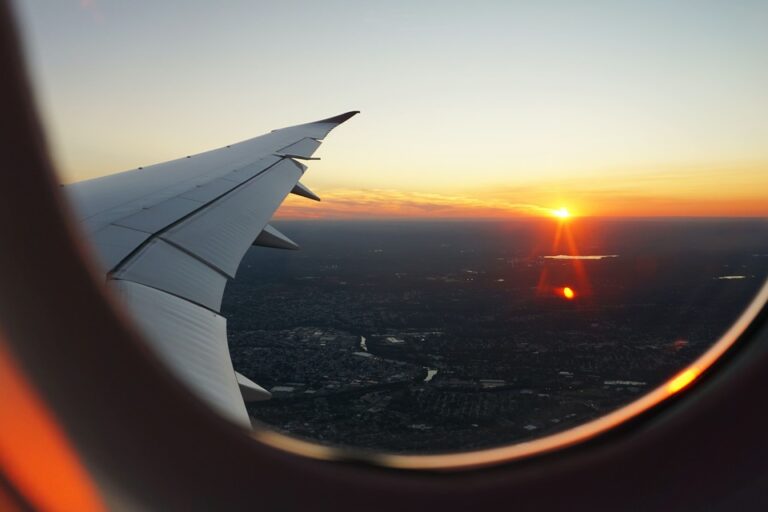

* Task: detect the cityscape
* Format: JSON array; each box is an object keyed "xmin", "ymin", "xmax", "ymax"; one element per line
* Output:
[{"xmin": 224, "ymin": 218, "xmax": 768, "ymax": 453}]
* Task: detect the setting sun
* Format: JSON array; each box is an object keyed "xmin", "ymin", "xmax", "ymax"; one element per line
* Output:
[{"xmin": 554, "ymin": 208, "xmax": 571, "ymax": 219}]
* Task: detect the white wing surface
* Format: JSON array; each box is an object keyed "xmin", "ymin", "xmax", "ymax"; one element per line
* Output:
[{"xmin": 65, "ymin": 112, "xmax": 359, "ymax": 426}]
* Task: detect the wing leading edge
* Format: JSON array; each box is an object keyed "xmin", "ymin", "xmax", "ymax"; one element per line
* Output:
[{"xmin": 66, "ymin": 112, "xmax": 359, "ymax": 426}]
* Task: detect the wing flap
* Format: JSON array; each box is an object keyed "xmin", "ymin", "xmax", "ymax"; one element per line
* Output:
[
  {"xmin": 113, "ymin": 239, "xmax": 228, "ymax": 312},
  {"xmin": 160, "ymin": 158, "xmax": 303, "ymax": 277},
  {"xmin": 110, "ymin": 280, "xmax": 249, "ymax": 426}
]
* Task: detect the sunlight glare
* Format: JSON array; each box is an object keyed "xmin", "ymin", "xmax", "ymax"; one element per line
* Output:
[
  {"xmin": 554, "ymin": 207, "xmax": 570, "ymax": 219},
  {"xmin": 666, "ymin": 368, "xmax": 700, "ymax": 394}
]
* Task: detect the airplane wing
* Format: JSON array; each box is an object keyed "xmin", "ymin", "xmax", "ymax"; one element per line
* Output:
[{"xmin": 64, "ymin": 112, "xmax": 359, "ymax": 426}]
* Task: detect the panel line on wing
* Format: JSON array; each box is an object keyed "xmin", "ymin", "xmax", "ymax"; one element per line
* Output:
[
  {"xmin": 113, "ymin": 238, "xmax": 229, "ymax": 312},
  {"xmin": 157, "ymin": 237, "xmax": 231, "ymax": 280},
  {"xmin": 108, "ymin": 155, "xmax": 289, "ymax": 275},
  {"xmin": 161, "ymin": 160, "xmax": 303, "ymax": 277},
  {"xmin": 110, "ymin": 277, "xmax": 222, "ymax": 315}
]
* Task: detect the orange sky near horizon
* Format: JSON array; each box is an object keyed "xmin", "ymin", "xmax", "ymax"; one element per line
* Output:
[
  {"xmin": 279, "ymin": 164, "xmax": 768, "ymax": 219},
  {"xmin": 275, "ymin": 187, "xmax": 768, "ymax": 220}
]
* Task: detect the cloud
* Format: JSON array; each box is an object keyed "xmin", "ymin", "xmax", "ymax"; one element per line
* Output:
[
  {"xmin": 275, "ymin": 173, "xmax": 768, "ymax": 219},
  {"xmin": 276, "ymin": 188, "xmax": 554, "ymax": 219}
]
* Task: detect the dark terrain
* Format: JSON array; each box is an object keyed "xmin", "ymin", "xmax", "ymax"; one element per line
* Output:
[{"xmin": 222, "ymin": 218, "xmax": 768, "ymax": 453}]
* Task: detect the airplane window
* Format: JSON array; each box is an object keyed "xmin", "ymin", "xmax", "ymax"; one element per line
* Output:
[{"xmin": 12, "ymin": 0, "xmax": 768, "ymax": 467}]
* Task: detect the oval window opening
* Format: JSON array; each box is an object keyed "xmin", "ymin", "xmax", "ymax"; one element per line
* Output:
[{"xmin": 13, "ymin": 0, "xmax": 768, "ymax": 470}]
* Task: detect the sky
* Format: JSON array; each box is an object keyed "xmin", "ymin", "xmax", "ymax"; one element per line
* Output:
[{"xmin": 12, "ymin": 0, "xmax": 768, "ymax": 218}]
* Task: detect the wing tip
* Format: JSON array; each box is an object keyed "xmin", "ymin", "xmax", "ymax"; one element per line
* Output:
[{"xmin": 315, "ymin": 111, "xmax": 360, "ymax": 125}]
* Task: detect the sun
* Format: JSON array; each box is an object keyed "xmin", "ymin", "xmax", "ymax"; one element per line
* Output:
[{"xmin": 553, "ymin": 207, "xmax": 570, "ymax": 219}]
